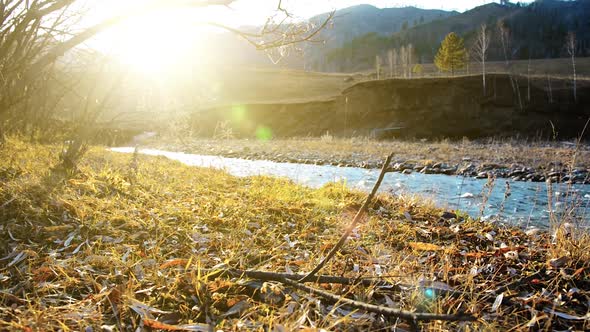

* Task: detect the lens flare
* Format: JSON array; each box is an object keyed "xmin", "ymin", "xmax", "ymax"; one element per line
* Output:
[{"xmin": 256, "ymin": 126, "xmax": 273, "ymax": 141}]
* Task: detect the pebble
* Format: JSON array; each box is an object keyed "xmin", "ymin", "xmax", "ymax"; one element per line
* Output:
[
  {"xmin": 476, "ymin": 172, "xmax": 489, "ymax": 179},
  {"xmin": 441, "ymin": 211, "xmax": 457, "ymax": 220}
]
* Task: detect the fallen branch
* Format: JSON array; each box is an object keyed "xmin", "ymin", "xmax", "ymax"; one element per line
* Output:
[
  {"xmin": 171, "ymin": 266, "xmax": 468, "ymax": 299},
  {"xmin": 181, "ymin": 267, "xmax": 475, "ymax": 323},
  {"xmin": 299, "ymin": 154, "xmax": 394, "ymax": 282},
  {"xmin": 204, "ymin": 268, "xmax": 401, "ymax": 289},
  {"xmin": 281, "ymin": 277, "xmax": 476, "ymax": 323}
]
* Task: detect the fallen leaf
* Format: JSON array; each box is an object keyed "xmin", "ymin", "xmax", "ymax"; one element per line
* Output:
[
  {"xmin": 219, "ymin": 300, "xmax": 250, "ymax": 318},
  {"xmin": 408, "ymin": 242, "xmax": 443, "ymax": 251},
  {"xmin": 128, "ymin": 298, "xmax": 172, "ymax": 319},
  {"xmin": 492, "ymin": 293, "xmax": 504, "ymax": 312},
  {"xmin": 548, "ymin": 256, "xmax": 569, "ymax": 269},
  {"xmin": 144, "ymin": 319, "xmax": 209, "ymax": 331},
  {"xmin": 159, "ymin": 259, "xmax": 190, "ymax": 270}
]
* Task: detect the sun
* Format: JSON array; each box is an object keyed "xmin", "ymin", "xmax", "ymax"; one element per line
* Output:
[
  {"xmin": 94, "ymin": 2, "xmax": 281, "ymax": 75},
  {"xmin": 108, "ymin": 14, "xmax": 200, "ymax": 76}
]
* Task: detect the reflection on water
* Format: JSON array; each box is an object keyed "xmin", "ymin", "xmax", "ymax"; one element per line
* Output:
[{"xmin": 111, "ymin": 147, "xmax": 590, "ymax": 228}]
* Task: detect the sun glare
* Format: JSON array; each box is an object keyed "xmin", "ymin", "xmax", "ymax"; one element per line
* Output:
[
  {"xmin": 96, "ymin": 2, "xmax": 287, "ymax": 75},
  {"xmin": 108, "ymin": 14, "xmax": 200, "ymax": 75}
]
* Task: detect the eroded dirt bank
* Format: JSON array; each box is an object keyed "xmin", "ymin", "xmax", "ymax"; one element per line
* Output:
[{"xmin": 188, "ymin": 74, "xmax": 590, "ymax": 139}]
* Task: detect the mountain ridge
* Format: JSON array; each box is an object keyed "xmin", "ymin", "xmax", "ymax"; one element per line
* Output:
[{"xmin": 193, "ymin": 1, "xmax": 589, "ymax": 72}]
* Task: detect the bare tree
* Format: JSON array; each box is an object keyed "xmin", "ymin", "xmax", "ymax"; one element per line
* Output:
[
  {"xmin": 527, "ymin": 56, "xmax": 531, "ymax": 102},
  {"xmin": 392, "ymin": 48, "xmax": 399, "ymax": 77},
  {"xmin": 375, "ymin": 55, "xmax": 382, "ymax": 80},
  {"xmin": 472, "ymin": 24, "xmax": 491, "ymax": 94},
  {"xmin": 0, "ymin": 0, "xmax": 83, "ymax": 141},
  {"xmin": 566, "ymin": 31, "xmax": 577, "ymax": 102},
  {"xmin": 547, "ymin": 74, "xmax": 554, "ymax": 104},
  {"xmin": 407, "ymin": 44, "xmax": 414, "ymax": 78},
  {"xmin": 400, "ymin": 45, "xmax": 407, "ymax": 78},
  {"xmin": 387, "ymin": 49, "xmax": 394, "ymax": 78},
  {"xmin": 498, "ymin": 21, "xmax": 523, "ymax": 110}
]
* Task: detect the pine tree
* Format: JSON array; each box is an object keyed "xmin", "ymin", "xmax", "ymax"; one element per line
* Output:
[{"xmin": 434, "ymin": 32, "xmax": 467, "ymax": 76}]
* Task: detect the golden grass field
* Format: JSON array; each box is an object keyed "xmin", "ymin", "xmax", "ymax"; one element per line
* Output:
[{"xmin": 1, "ymin": 138, "xmax": 589, "ymax": 331}]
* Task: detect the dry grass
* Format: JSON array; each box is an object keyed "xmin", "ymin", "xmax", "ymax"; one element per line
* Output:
[
  {"xmin": 1, "ymin": 139, "xmax": 589, "ymax": 331},
  {"xmin": 206, "ymin": 58, "xmax": 590, "ymax": 106}
]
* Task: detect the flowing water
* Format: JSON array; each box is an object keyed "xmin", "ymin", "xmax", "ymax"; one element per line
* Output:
[{"xmin": 111, "ymin": 147, "xmax": 590, "ymax": 228}]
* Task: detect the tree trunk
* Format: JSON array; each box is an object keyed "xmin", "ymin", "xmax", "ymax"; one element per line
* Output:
[
  {"xmin": 527, "ymin": 57, "xmax": 531, "ymax": 102},
  {"xmin": 547, "ymin": 75, "xmax": 553, "ymax": 104},
  {"xmin": 482, "ymin": 60, "xmax": 486, "ymax": 95},
  {"xmin": 572, "ymin": 54, "xmax": 577, "ymax": 103}
]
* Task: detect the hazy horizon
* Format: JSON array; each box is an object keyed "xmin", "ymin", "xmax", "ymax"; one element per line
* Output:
[{"xmin": 87, "ymin": 0, "xmax": 532, "ymax": 67}]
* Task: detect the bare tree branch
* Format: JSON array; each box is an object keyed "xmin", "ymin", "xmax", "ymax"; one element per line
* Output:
[
  {"xmin": 281, "ymin": 278, "xmax": 476, "ymax": 323},
  {"xmin": 206, "ymin": 10, "xmax": 334, "ymax": 51}
]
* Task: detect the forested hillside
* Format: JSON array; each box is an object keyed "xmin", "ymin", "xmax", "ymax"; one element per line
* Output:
[{"xmin": 325, "ymin": 0, "xmax": 590, "ymax": 72}]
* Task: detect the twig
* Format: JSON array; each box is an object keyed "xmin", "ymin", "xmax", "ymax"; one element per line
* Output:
[
  {"xmin": 570, "ymin": 117, "xmax": 590, "ymax": 170},
  {"xmin": 281, "ymin": 277, "xmax": 476, "ymax": 323},
  {"xmin": 299, "ymin": 154, "xmax": 393, "ymax": 282},
  {"xmin": 484, "ymin": 271, "xmax": 542, "ymax": 301},
  {"xmin": 0, "ymin": 197, "xmax": 16, "ymax": 210}
]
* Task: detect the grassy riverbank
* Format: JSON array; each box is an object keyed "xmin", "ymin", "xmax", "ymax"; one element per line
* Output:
[{"xmin": 1, "ymin": 139, "xmax": 589, "ymax": 330}]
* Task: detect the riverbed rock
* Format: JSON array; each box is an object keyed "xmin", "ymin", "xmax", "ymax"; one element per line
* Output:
[
  {"xmin": 458, "ymin": 164, "xmax": 475, "ymax": 175},
  {"xmin": 479, "ymin": 163, "xmax": 502, "ymax": 171},
  {"xmin": 441, "ymin": 211, "xmax": 458, "ymax": 220},
  {"xmin": 440, "ymin": 166, "xmax": 458, "ymax": 175},
  {"xmin": 420, "ymin": 167, "xmax": 437, "ymax": 174},
  {"xmin": 476, "ymin": 172, "xmax": 489, "ymax": 179},
  {"xmin": 508, "ymin": 169, "xmax": 527, "ymax": 177}
]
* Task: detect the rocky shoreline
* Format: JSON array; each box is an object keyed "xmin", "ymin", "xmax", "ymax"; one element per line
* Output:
[{"xmin": 172, "ymin": 146, "xmax": 590, "ymax": 185}]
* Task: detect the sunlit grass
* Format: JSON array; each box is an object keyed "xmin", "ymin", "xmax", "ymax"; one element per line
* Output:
[{"xmin": 1, "ymin": 138, "xmax": 589, "ymax": 330}]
